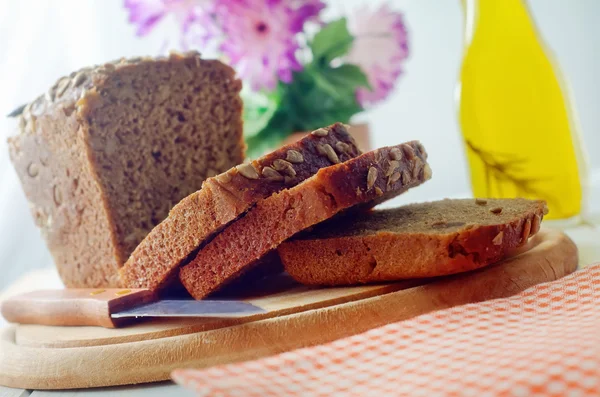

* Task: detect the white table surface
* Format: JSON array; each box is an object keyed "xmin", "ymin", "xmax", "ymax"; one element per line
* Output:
[
  {"xmin": 0, "ymin": 383, "xmax": 192, "ymax": 397},
  {"xmin": 1, "ymin": 217, "xmax": 599, "ymax": 396}
]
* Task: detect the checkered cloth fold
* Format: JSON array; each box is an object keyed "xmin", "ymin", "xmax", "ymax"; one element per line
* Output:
[{"xmin": 173, "ymin": 263, "xmax": 600, "ymax": 397}]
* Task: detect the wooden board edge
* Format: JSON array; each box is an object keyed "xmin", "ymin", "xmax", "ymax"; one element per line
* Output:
[
  {"xmin": 15, "ymin": 281, "xmax": 422, "ymax": 349},
  {"xmin": 0, "ymin": 230, "xmax": 577, "ymax": 390}
]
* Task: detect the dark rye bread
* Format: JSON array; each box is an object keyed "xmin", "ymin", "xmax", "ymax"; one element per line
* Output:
[
  {"xmin": 278, "ymin": 198, "xmax": 548, "ymax": 286},
  {"xmin": 7, "ymin": 52, "xmax": 244, "ymax": 287},
  {"xmin": 180, "ymin": 142, "xmax": 431, "ymax": 299},
  {"xmin": 120, "ymin": 123, "xmax": 361, "ymax": 290}
]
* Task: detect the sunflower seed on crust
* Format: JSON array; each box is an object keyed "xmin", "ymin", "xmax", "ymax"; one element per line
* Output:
[
  {"xmin": 401, "ymin": 143, "xmax": 415, "ymax": 160},
  {"xmin": 335, "ymin": 141, "xmax": 351, "ymax": 154},
  {"xmin": 401, "ymin": 170, "xmax": 411, "ymax": 185},
  {"xmin": 412, "ymin": 159, "xmax": 422, "ymax": 179},
  {"xmin": 389, "ymin": 147, "xmax": 403, "ymax": 161},
  {"xmin": 272, "ymin": 159, "xmax": 296, "ymax": 178},
  {"xmin": 262, "ymin": 167, "xmax": 284, "ymax": 181},
  {"xmin": 73, "ymin": 72, "xmax": 88, "ymax": 87},
  {"xmin": 272, "ymin": 159, "xmax": 292, "ymax": 171},
  {"xmin": 236, "ymin": 163, "xmax": 259, "ymax": 179},
  {"xmin": 311, "ymin": 128, "xmax": 328, "ymax": 137},
  {"xmin": 416, "ymin": 142, "xmax": 427, "ymax": 159},
  {"xmin": 385, "ymin": 160, "xmax": 400, "ymax": 177},
  {"xmin": 286, "ymin": 150, "xmax": 304, "ymax": 164},
  {"xmin": 318, "ymin": 144, "xmax": 340, "ymax": 164},
  {"xmin": 374, "ymin": 187, "xmax": 384, "ymax": 196},
  {"xmin": 367, "ymin": 167, "xmax": 378, "ymax": 190},
  {"xmin": 423, "ymin": 164, "xmax": 432, "ymax": 179},
  {"xmin": 55, "ymin": 78, "xmax": 71, "ymax": 98},
  {"xmin": 388, "ymin": 172, "xmax": 401, "ymax": 185}
]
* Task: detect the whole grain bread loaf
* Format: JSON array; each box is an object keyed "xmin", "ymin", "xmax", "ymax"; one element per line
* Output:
[
  {"xmin": 7, "ymin": 52, "xmax": 244, "ymax": 288},
  {"xmin": 120, "ymin": 123, "xmax": 361, "ymax": 290},
  {"xmin": 278, "ymin": 198, "xmax": 548, "ymax": 286},
  {"xmin": 179, "ymin": 142, "xmax": 431, "ymax": 299}
]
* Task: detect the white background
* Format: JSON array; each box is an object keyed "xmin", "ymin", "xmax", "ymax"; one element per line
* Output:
[{"xmin": 0, "ymin": 0, "xmax": 598, "ymax": 290}]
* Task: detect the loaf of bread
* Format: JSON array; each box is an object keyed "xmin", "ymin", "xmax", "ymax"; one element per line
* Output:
[
  {"xmin": 8, "ymin": 52, "xmax": 244, "ymax": 288},
  {"xmin": 120, "ymin": 123, "xmax": 361, "ymax": 290},
  {"xmin": 180, "ymin": 142, "xmax": 432, "ymax": 299},
  {"xmin": 278, "ymin": 198, "xmax": 548, "ymax": 286}
]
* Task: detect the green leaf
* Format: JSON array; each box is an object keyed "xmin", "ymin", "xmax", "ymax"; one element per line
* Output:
[
  {"xmin": 243, "ymin": 18, "xmax": 374, "ymax": 156},
  {"xmin": 318, "ymin": 64, "xmax": 371, "ymax": 93},
  {"xmin": 312, "ymin": 73, "xmax": 343, "ymax": 100},
  {"xmin": 245, "ymin": 107, "xmax": 295, "ymax": 159},
  {"xmin": 242, "ymin": 89, "xmax": 281, "ymax": 137},
  {"xmin": 310, "ymin": 18, "xmax": 354, "ymax": 64},
  {"xmin": 243, "ymin": 64, "xmax": 368, "ymax": 157}
]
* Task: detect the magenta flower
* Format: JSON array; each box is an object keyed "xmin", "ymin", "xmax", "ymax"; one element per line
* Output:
[
  {"xmin": 217, "ymin": 0, "xmax": 324, "ymax": 91},
  {"xmin": 286, "ymin": 0, "xmax": 326, "ymax": 31},
  {"xmin": 346, "ymin": 4, "xmax": 409, "ymax": 107},
  {"xmin": 124, "ymin": 0, "xmax": 218, "ymax": 47}
]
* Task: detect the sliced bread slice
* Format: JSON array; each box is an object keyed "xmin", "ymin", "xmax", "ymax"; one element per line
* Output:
[
  {"xmin": 179, "ymin": 142, "xmax": 431, "ymax": 299},
  {"xmin": 120, "ymin": 123, "xmax": 361, "ymax": 290},
  {"xmin": 278, "ymin": 198, "xmax": 548, "ymax": 286}
]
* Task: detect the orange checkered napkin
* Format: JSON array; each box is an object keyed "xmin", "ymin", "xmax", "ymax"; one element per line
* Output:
[{"xmin": 173, "ymin": 263, "xmax": 600, "ymax": 396}]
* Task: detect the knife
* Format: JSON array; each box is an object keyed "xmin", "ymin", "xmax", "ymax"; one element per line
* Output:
[{"xmin": 0, "ymin": 288, "xmax": 267, "ymax": 328}]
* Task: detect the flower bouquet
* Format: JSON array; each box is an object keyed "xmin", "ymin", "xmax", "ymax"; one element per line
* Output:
[{"xmin": 125, "ymin": 0, "xmax": 409, "ymax": 157}]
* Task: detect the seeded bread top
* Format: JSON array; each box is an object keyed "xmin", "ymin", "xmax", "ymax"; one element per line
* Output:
[
  {"xmin": 179, "ymin": 141, "xmax": 431, "ymax": 299},
  {"xmin": 120, "ymin": 123, "xmax": 361, "ymax": 290},
  {"xmin": 203, "ymin": 123, "xmax": 361, "ymax": 205},
  {"xmin": 291, "ymin": 198, "xmax": 548, "ymax": 239},
  {"xmin": 10, "ymin": 51, "xmax": 208, "ymax": 134}
]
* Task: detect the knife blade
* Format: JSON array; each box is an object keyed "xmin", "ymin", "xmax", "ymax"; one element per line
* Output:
[
  {"xmin": 0, "ymin": 288, "xmax": 267, "ymax": 328},
  {"xmin": 111, "ymin": 299, "xmax": 265, "ymax": 318}
]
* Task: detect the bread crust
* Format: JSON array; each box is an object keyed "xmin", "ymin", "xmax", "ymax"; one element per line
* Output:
[
  {"xmin": 120, "ymin": 123, "xmax": 361, "ymax": 290},
  {"xmin": 278, "ymin": 198, "xmax": 548, "ymax": 285},
  {"xmin": 8, "ymin": 52, "xmax": 246, "ymax": 287},
  {"xmin": 179, "ymin": 142, "xmax": 431, "ymax": 299}
]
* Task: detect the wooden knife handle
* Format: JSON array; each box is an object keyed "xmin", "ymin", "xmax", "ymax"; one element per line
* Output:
[{"xmin": 0, "ymin": 288, "xmax": 156, "ymax": 328}]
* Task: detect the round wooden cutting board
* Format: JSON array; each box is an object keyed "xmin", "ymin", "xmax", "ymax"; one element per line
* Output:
[{"xmin": 0, "ymin": 229, "xmax": 578, "ymax": 390}]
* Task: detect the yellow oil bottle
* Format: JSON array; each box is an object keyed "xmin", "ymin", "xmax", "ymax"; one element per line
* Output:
[{"xmin": 457, "ymin": 0, "xmax": 588, "ymax": 220}]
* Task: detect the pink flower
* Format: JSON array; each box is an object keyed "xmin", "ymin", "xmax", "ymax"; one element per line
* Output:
[
  {"xmin": 346, "ymin": 4, "xmax": 409, "ymax": 107},
  {"xmin": 124, "ymin": 0, "xmax": 218, "ymax": 47},
  {"xmin": 286, "ymin": 0, "xmax": 326, "ymax": 31},
  {"xmin": 217, "ymin": 0, "xmax": 324, "ymax": 91}
]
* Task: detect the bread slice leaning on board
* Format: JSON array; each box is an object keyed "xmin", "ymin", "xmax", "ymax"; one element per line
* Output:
[
  {"xmin": 179, "ymin": 142, "xmax": 432, "ymax": 299},
  {"xmin": 120, "ymin": 123, "xmax": 361, "ymax": 290},
  {"xmin": 278, "ymin": 198, "xmax": 548, "ymax": 286}
]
